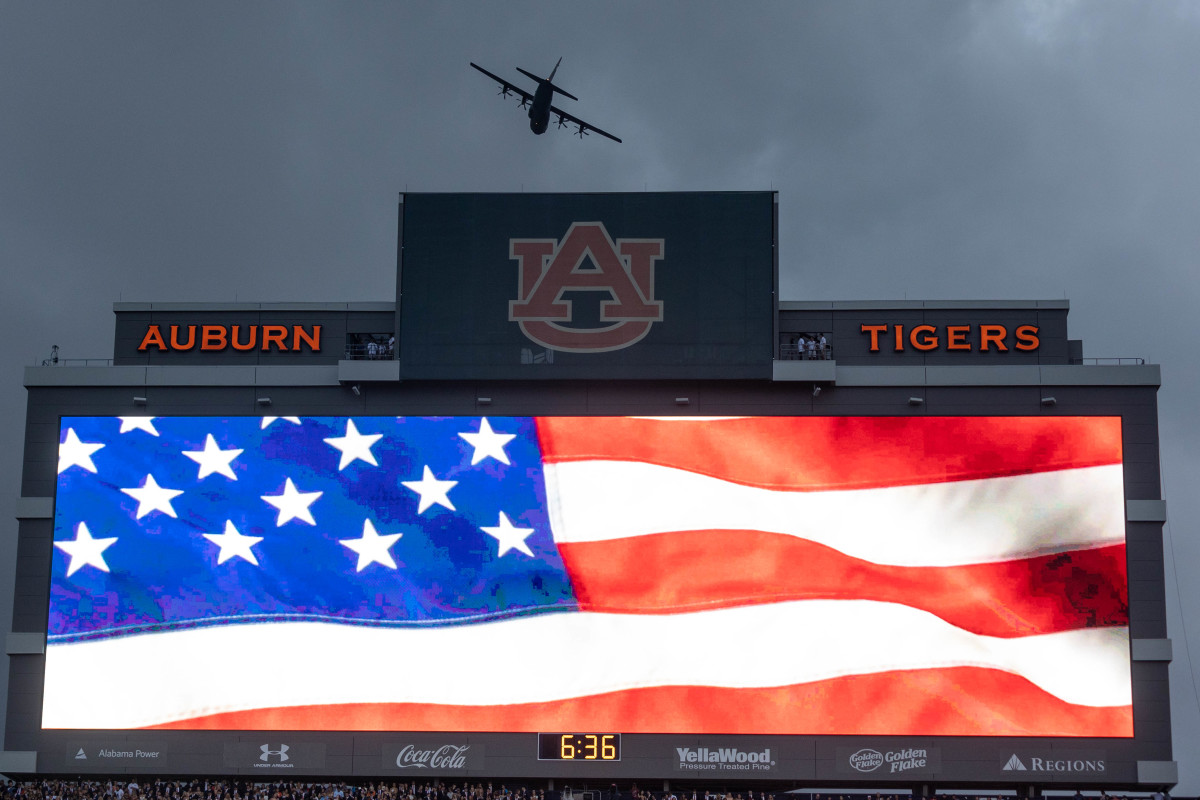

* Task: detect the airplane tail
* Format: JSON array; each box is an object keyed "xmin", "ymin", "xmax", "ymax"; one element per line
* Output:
[{"xmin": 516, "ymin": 58, "xmax": 579, "ymax": 101}]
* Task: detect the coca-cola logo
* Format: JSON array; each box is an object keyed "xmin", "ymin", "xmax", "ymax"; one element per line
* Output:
[{"xmin": 395, "ymin": 744, "xmax": 471, "ymax": 770}]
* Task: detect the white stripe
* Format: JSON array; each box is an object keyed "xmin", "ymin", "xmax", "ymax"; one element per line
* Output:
[
  {"xmin": 42, "ymin": 600, "xmax": 1130, "ymax": 729},
  {"xmin": 626, "ymin": 417, "xmax": 747, "ymax": 421},
  {"xmin": 544, "ymin": 462, "xmax": 1124, "ymax": 567}
]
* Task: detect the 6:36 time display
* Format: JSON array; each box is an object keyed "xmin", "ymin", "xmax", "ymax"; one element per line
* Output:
[{"xmin": 537, "ymin": 733, "xmax": 621, "ymax": 761}]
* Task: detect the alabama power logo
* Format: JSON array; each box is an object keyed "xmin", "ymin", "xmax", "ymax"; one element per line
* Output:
[{"xmin": 509, "ymin": 222, "xmax": 664, "ymax": 353}]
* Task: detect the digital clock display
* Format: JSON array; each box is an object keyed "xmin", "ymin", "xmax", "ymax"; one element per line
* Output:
[{"xmin": 537, "ymin": 733, "xmax": 621, "ymax": 761}]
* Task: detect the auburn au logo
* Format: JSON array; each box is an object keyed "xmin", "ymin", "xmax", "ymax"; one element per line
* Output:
[{"xmin": 509, "ymin": 221, "xmax": 664, "ymax": 352}]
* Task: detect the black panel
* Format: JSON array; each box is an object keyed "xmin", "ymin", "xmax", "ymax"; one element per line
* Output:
[
  {"xmin": 8, "ymin": 378, "xmax": 1170, "ymax": 783},
  {"xmin": 399, "ymin": 193, "xmax": 776, "ymax": 380}
]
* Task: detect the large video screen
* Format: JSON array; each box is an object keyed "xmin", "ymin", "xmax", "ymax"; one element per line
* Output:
[{"xmin": 47, "ymin": 415, "xmax": 1131, "ymax": 737}]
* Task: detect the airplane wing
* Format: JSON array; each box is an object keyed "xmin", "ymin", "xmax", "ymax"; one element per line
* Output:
[
  {"xmin": 470, "ymin": 62, "xmax": 534, "ymax": 105},
  {"xmin": 549, "ymin": 104, "xmax": 623, "ymax": 144}
]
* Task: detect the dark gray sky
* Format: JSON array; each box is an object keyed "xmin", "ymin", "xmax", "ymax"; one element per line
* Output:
[{"xmin": 2, "ymin": 0, "xmax": 1198, "ymax": 787}]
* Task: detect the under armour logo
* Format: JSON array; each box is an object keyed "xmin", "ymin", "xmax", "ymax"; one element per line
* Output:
[{"xmin": 260, "ymin": 744, "xmax": 290, "ymax": 763}]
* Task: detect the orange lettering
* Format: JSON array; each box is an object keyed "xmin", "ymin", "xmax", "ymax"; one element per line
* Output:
[
  {"xmin": 201, "ymin": 326, "xmax": 227, "ymax": 350},
  {"xmin": 946, "ymin": 325, "xmax": 971, "ymax": 351},
  {"xmin": 231, "ymin": 326, "xmax": 257, "ymax": 351},
  {"xmin": 138, "ymin": 325, "xmax": 167, "ymax": 352},
  {"xmin": 980, "ymin": 324, "xmax": 1008, "ymax": 351},
  {"xmin": 894, "ymin": 325, "xmax": 905, "ymax": 352},
  {"xmin": 261, "ymin": 325, "xmax": 289, "ymax": 351},
  {"xmin": 861, "ymin": 324, "xmax": 887, "ymax": 352},
  {"xmin": 1015, "ymin": 324, "xmax": 1040, "ymax": 351},
  {"xmin": 169, "ymin": 325, "xmax": 196, "ymax": 350},
  {"xmin": 292, "ymin": 325, "xmax": 321, "ymax": 351},
  {"xmin": 910, "ymin": 325, "xmax": 938, "ymax": 351}
]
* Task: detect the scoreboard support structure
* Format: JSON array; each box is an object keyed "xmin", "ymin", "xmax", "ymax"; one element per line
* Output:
[{"xmin": 2, "ymin": 193, "xmax": 1177, "ymax": 792}]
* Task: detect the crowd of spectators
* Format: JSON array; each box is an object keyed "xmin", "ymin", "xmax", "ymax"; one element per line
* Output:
[
  {"xmin": 0, "ymin": 783, "xmax": 1186, "ymax": 800},
  {"xmin": 345, "ymin": 334, "xmax": 395, "ymax": 360},
  {"xmin": 1, "ymin": 780, "xmax": 544, "ymax": 800}
]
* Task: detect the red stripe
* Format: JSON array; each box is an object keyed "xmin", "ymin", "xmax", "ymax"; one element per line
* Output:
[
  {"xmin": 148, "ymin": 668, "xmax": 1132, "ymax": 736},
  {"xmin": 536, "ymin": 416, "xmax": 1123, "ymax": 490},
  {"xmin": 559, "ymin": 533, "xmax": 1129, "ymax": 638}
]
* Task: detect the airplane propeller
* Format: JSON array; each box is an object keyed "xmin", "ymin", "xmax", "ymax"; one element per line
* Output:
[
  {"xmin": 556, "ymin": 114, "xmax": 570, "ymax": 129},
  {"xmin": 575, "ymin": 124, "xmax": 590, "ymax": 138},
  {"xmin": 518, "ymin": 97, "xmax": 530, "ymax": 109},
  {"xmin": 498, "ymin": 86, "xmax": 512, "ymax": 98}
]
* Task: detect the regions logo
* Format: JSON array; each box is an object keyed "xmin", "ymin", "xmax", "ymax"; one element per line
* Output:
[
  {"xmin": 1002, "ymin": 754, "xmax": 1105, "ymax": 773},
  {"xmin": 509, "ymin": 222, "xmax": 664, "ymax": 353},
  {"xmin": 675, "ymin": 747, "xmax": 775, "ymax": 772},
  {"xmin": 395, "ymin": 744, "xmax": 472, "ymax": 770}
]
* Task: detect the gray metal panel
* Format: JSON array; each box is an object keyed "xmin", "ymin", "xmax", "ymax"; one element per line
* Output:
[
  {"xmin": 1131, "ymin": 639, "xmax": 1173, "ymax": 661},
  {"xmin": 780, "ymin": 299, "xmax": 1067, "ymax": 310},
  {"xmin": 25, "ymin": 366, "xmax": 147, "ymax": 387},
  {"xmin": 14, "ymin": 497, "xmax": 53, "ymax": 519},
  {"xmin": 260, "ymin": 302, "xmax": 354, "ymax": 311},
  {"xmin": 1040, "ymin": 364, "xmax": 1161, "ymax": 385},
  {"xmin": 778, "ymin": 300, "xmax": 835, "ymax": 310},
  {"xmin": 127, "ymin": 301, "xmax": 365, "ymax": 311},
  {"xmin": 145, "ymin": 366, "xmax": 257, "ymax": 386},
  {"xmin": 338, "ymin": 359, "xmax": 401, "ymax": 382},
  {"xmin": 924, "ymin": 365, "xmax": 1042, "ymax": 385},
  {"xmin": 922, "ymin": 299, "xmax": 1053, "ymax": 309},
  {"xmin": 254, "ymin": 365, "xmax": 341, "ymax": 386},
  {"xmin": 831, "ymin": 300, "xmax": 927, "ymax": 309},
  {"xmin": 0, "ymin": 751, "xmax": 37, "ymax": 773},
  {"xmin": 5, "ymin": 632, "xmax": 45, "ymax": 654},
  {"xmin": 346, "ymin": 302, "xmax": 397, "ymax": 312},
  {"xmin": 1128, "ymin": 499, "xmax": 1168, "ymax": 522},
  {"xmin": 833, "ymin": 366, "xmax": 927, "ymax": 386},
  {"xmin": 1137, "ymin": 760, "xmax": 1178, "ymax": 785},
  {"xmin": 771, "ymin": 360, "xmax": 836, "ymax": 382}
]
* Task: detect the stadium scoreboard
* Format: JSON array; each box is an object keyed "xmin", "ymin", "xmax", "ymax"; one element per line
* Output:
[
  {"xmin": 537, "ymin": 735, "xmax": 621, "ymax": 762},
  {"xmin": 1, "ymin": 193, "xmax": 1175, "ymax": 790}
]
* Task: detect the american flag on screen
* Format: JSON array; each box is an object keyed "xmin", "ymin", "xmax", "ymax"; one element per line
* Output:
[{"xmin": 45, "ymin": 415, "xmax": 1132, "ymax": 736}]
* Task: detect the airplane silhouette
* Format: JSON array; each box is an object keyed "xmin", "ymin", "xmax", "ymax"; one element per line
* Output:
[{"xmin": 470, "ymin": 58, "xmax": 622, "ymax": 143}]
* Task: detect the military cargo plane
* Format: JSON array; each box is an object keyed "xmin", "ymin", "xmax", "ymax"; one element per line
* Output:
[{"xmin": 470, "ymin": 58, "xmax": 622, "ymax": 143}]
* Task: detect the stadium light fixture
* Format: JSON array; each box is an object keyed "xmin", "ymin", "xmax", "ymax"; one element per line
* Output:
[
  {"xmin": 908, "ymin": 396, "xmax": 924, "ymax": 406},
  {"xmin": 674, "ymin": 397, "xmax": 690, "ymax": 405},
  {"xmin": 812, "ymin": 385, "xmax": 821, "ymax": 397},
  {"xmin": 1041, "ymin": 396, "xmax": 1057, "ymax": 406},
  {"xmin": 351, "ymin": 384, "xmax": 361, "ymax": 396},
  {"xmin": 256, "ymin": 397, "xmax": 272, "ymax": 406},
  {"xmin": 477, "ymin": 397, "xmax": 492, "ymax": 405},
  {"xmin": 132, "ymin": 396, "xmax": 147, "ymax": 406}
]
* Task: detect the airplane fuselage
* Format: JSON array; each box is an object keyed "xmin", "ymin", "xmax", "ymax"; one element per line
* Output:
[
  {"xmin": 528, "ymin": 82, "xmax": 554, "ymax": 134},
  {"xmin": 470, "ymin": 58, "xmax": 621, "ymax": 143}
]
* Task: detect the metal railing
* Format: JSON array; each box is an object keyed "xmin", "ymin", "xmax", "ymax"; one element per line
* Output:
[
  {"xmin": 779, "ymin": 343, "xmax": 833, "ymax": 361},
  {"xmin": 36, "ymin": 357, "xmax": 113, "ymax": 366},
  {"xmin": 1079, "ymin": 357, "xmax": 1146, "ymax": 365},
  {"xmin": 344, "ymin": 343, "xmax": 396, "ymax": 360}
]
